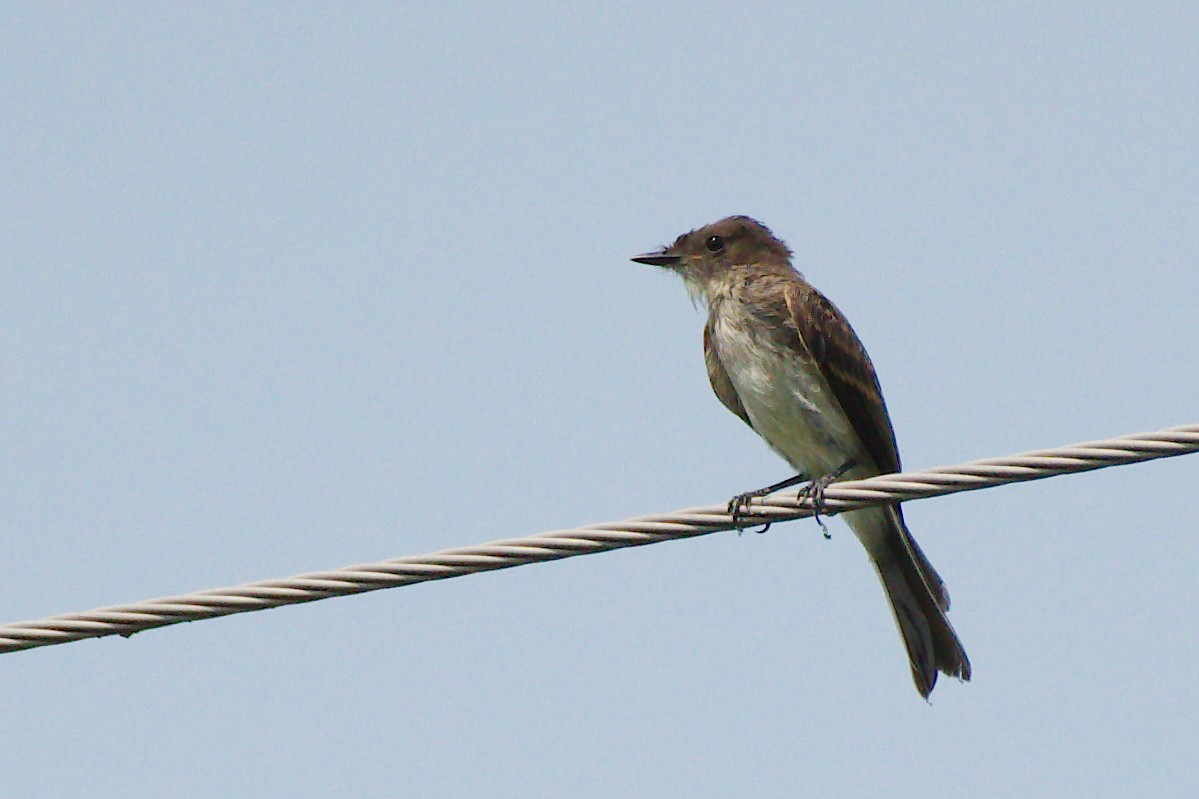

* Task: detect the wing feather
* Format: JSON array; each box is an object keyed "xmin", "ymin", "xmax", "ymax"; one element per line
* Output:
[
  {"xmin": 783, "ymin": 282, "xmax": 901, "ymax": 474},
  {"xmin": 703, "ymin": 319, "xmax": 754, "ymax": 429}
]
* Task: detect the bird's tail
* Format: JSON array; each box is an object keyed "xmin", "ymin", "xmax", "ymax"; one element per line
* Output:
[{"xmin": 850, "ymin": 505, "xmax": 971, "ymax": 698}]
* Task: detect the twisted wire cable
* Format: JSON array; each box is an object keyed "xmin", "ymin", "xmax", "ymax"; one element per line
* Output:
[{"xmin": 2, "ymin": 423, "xmax": 1196, "ymax": 655}]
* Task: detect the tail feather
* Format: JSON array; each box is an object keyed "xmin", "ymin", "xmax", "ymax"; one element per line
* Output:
[
  {"xmin": 897, "ymin": 504, "xmax": 951, "ymax": 612},
  {"xmin": 848, "ymin": 505, "xmax": 970, "ymax": 698}
]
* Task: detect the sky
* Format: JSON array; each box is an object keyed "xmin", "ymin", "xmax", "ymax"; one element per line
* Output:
[{"xmin": 2, "ymin": 4, "xmax": 1197, "ymax": 797}]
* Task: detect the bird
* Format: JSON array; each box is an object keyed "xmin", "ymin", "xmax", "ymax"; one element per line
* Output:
[{"xmin": 631, "ymin": 215, "xmax": 970, "ymax": 698}]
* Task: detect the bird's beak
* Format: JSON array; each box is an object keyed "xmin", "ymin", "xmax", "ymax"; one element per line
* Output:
[{"xmin": 631, "ymin": 251, "xmax": 682, "ymax": 267}]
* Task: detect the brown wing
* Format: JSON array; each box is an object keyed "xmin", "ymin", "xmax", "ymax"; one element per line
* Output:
[
  {"xmin": 784, "ymin": 282, "xmax": 901, "ymax": 474},
  {"xmin": 703, "ymin": 319, "xmax": 753, "ymax": 429},
  {"xmin": 783, "ymin": 281, "xmax": 952, "ymax": 612}
]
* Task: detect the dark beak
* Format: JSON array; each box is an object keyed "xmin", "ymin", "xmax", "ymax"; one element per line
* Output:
[{"xmin": 630, "ymin": 251, "xmax": 681, "ymax": 267}]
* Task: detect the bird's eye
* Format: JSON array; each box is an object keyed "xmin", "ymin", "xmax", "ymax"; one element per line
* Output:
[{"xmin": 705, "ymin": 235, "xmax": 725, "ymax": 252}]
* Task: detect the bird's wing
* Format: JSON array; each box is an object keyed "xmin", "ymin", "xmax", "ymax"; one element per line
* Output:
[
  {"xmin": 784, "ymin": 281, "xmax": 902, "ymax": 474},
  {"xmin": 703, "ymin": 318, "xmax": 754, "ymax": 429},
  {"xmin": 782, "ymin": 280, "xmax": 952, "ymax": 612}
]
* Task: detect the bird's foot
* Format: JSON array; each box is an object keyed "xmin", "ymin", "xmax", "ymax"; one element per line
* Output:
[
  {"xmin": 728, "ymin": 492, "xmax": 773, "ymax": 535},
  {"xmin": 726, "ymin": 472, "xmax": 810, "ymax": 535},
  {"xmin": 796, "ymin": 463, "xmax": 852, "ymax": 540}
]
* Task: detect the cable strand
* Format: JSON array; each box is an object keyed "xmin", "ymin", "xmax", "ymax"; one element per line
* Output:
[{"xmin": 1, "ymin": 423, "xmax": 1196, "ymax": 654}]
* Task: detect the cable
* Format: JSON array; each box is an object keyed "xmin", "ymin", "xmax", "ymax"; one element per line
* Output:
[{"xmin": 2, "ymin": 424, "xmax": 1196, "ymax": 655}]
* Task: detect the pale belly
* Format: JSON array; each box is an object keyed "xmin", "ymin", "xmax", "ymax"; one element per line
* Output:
[{"xmin": 711, "ymin": 309, "xmax": 866, "ymax": 480}]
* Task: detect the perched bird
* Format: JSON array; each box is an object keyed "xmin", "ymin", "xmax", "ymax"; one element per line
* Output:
[{"xmin": 632, "ymin": 216, "xmax": 970, "ymax": 697}]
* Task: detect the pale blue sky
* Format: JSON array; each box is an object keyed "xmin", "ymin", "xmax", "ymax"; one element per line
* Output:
[{"xmin": 2, "ymin": 4, "xmax": 1197, "ymax": 797}]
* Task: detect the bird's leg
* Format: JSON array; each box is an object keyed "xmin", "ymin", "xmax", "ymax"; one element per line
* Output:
[
  {"xmin": 796, "ymin": 460, "xmax": 855, "ymax": 539},
  {"xmin": 728, "ymin": 472, "xmax": 811, "ymax": 534}
]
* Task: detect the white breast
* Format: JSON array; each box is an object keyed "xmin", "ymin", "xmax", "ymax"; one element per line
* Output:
[{"xmin": 710, "ymin": 303, "xmax": 864, "ymax": 479}]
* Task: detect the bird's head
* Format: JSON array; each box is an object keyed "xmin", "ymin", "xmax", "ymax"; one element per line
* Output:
[{"xmin": 631, "ymin": 215, "xmax": 793, "ymax": 303}]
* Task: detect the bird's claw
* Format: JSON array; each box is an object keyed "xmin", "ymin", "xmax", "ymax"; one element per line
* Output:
[
  {"xmin": 727, "ymin": 493, "xmax": 772, "ymax": 535},
  {"xmin": 796, "ymin": 473, "xmax": 840, "ymax": 539}
]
